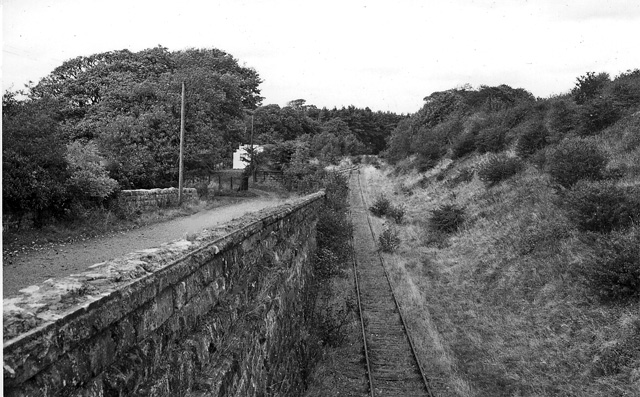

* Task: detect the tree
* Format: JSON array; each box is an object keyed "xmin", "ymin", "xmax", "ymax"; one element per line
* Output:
[
  {"xmin": 571, "ymin": 72, "xmax": 610, "ymax": 105},
  {"xmin": 287, "ymin": 99, "xmax": 307, "ymax": 110},
  {"xmin": 27, "ymin": 46, "xmax": 263, "ymax": 188},
  {"xmin": 2, "ymin": 93, "xmax": 71, "ymax": 225}
]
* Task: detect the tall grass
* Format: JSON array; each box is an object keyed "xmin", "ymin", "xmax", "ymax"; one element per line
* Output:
[{"xmin": 360, "ymin": 155, "xmax": 640, "ymax": 396}]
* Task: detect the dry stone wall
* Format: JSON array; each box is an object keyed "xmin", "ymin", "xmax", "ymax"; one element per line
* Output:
[
  {"xmin": 3, "ymin": 191, "xmax": 325, "ymax": 396},
  {"xmin": 118, "ymin": 187, "xmax": 198, "ymax": 211}
]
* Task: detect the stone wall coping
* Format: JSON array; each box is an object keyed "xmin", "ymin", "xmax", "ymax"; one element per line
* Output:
[{"xmin": 3, "ymin": 190, "xmax": 325, "ymax": 385}]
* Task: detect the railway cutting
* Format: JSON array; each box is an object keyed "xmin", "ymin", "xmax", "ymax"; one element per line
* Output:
[{"xmin": 348, "ymin": 169, "xmax": 434, "ymax": 397}]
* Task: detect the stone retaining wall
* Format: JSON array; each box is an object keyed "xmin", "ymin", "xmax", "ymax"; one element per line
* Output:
[
  {"xmin": 3, "ymin": 191, "xmax": 325, "ymax": 396},
  {"xmin": 118, "ymin": 188, "xmax": 199, "ymax": 211}
]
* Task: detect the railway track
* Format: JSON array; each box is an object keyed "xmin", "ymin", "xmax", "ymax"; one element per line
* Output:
[{"xmin": 348, "ymin": 168, "xmax": 434, "ymax": 397}]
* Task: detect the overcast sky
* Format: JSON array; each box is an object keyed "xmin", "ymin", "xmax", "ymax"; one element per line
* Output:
[{"xmin": 2, "ymin": 0, "xmax": 640, "ymax": 114}]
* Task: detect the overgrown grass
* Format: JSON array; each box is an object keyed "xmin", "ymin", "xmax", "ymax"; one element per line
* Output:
[
  {"xmin": 302, "ymin": 171, "xmax": 360, "ymax": 393},
  {"xmin": 357, "ymin": 153, "xmax": 640, "ymax": 396}
]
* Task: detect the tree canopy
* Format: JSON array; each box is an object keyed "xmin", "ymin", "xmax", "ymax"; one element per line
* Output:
[{"xmin": 3, "ymin": 45, "xmax": 264, "ymax": 224}]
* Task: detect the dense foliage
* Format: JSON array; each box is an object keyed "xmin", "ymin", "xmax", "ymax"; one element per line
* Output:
[
  {"xmin": 252, "ymin": 101, "xmax": 404, "ymax": 165},
  {"xmin": 3, "ymin": 46, "xmax": 265, "ymax": 225},
  {"xmin": 544, "ymin": 138, "xmax": 608, "ymax": 188},
  {"xmin": 477, "ymin": 154, "xmax": 524, "ymax": 187},
  {"xmin": 583, "ymin": 228, "xmax": 640, "ymax": 302},
  {"xmin": 383, "ymin": 70, "xmax": 640, "ymax": 172},
  {"xmin": 564, "ymin": 181, "xmax": 640, "ymax": 233},
  {"xmin": 429, "ymin": 204, "xmax": 466, "ymax": 234},
  {"xmin": 2, "ymin": 94, "xmax": 71, "ymax": 225}
]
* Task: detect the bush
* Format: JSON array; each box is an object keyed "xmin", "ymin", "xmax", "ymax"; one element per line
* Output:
[
  {"xmin": 195, "ymin": 183, "xmax": 209, "ymax": 199},
  {"xmin": 66, "ymin": 141, "xmax": 119, "ymax": 203},
  {"xmin": 2, "ymin": 95, "xmax": 72, "ymax": 226},
  {"xmin": 546, "ymin": 97, "xmax": 579, "ymax": 139},
  {"xmin": 602, "ymin": 165, "xmax": 627, "ymax": 181},
  {"xmin": 379, "ymin": 226, "xmax": 401, "ymax": 252},
  {"xmin": 578, "ymin": 96, "xmax": 621, "ymax": 135},
  {"xmin": 477, "ymin": 154, "xmax": 524, "ymax": 187},
  {"xmin": 430, "ymin": 204, "xmax": 465, "ymax": 234},
  {"xmin": 369, "ymin": 195, "xmax": 405, "ymax": 224},
  {"xmin": 583, "ymin": 228, "xmax": 640, "ymax": 302},
  {"xmin": 314, "ymin": 172, "xmax": 352, "ymax": 280},
  {"xmin": 545, "ymin": 138, "xmax": 608, "ymax": 188},
  {"xmin": 369, "ymin": 195, "xmax": 391, "ymax": 217},
  {"xmin": 387, "ymin": 204, "xmax": 406, "ymax": 224},
  {"xmin": 476, "ymin": 126, "xmax": 507, "ymax": 153},
  {"xmin": 452, "ymin": 133, "xmax": 477, "ymax": 159},
  {"xmin": 564, "ymin": 181, "xmax": 640, "ymax": 233},
  {"xmin": 516, "ymin": 121, "xmax": 550, "ymax": 158}
]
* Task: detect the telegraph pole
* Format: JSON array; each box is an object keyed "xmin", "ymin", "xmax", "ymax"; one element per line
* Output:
[{"xmin": 178, "ymin": 81, "xmax": 185, "ymax": 204}]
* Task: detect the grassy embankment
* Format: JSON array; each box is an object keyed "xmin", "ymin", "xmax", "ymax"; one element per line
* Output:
[{"xmin": 361, "ymin": 115, "xmax": 640, "ymax": 396}]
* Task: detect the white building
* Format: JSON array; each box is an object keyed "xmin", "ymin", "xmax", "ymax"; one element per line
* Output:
[{"xmin": 232, "ymin": 145, "xmax": 263, "ymax": 169}]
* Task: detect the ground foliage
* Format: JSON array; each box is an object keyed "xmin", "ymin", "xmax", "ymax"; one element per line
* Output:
[
  {"xmin": 301, "ymin": 170, "xmax": 356, "ymax": 384},
  {"xmin": 368, "ymin": 69, "xmax": 640, "ymax": 395},
  {"xmin": 477, "ymin": 154, "xmax": 525, "ymax": 187}
]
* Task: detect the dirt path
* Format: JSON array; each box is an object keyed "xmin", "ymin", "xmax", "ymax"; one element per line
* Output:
[{"xmin": 2, "ymin": 198, "xmax": 286, "ymax": 298}]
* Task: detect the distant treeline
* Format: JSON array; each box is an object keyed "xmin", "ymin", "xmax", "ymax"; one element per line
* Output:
[{"xmin": 383, "ymin": 70, "xmax": 640, "ymax": 168}]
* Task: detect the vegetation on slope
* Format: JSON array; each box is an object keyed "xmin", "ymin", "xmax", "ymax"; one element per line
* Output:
[{"xmin": 364, "ymin": 69, "xmax": 640, "ymax": 395}]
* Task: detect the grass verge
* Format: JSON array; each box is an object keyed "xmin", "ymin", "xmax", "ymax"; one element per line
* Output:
[{"xmin": 359, "ymin": 161, "xmax": 640, "ymax": 396}]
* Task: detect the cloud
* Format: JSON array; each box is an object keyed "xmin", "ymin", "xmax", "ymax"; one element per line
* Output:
[{"xmin": 553, "ymin": 0, "xmax": 640, "ymax": 21}]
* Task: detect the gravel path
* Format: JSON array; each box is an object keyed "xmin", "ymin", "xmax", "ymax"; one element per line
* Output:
[{"xmin": 2, "ymin": 198, "xmax": 286, "ymax": 298}]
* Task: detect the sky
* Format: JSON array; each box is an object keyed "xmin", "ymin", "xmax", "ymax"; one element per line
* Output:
[{"xmin": 2, "ymin": 0, "xmax": 640, "ymax": 114}]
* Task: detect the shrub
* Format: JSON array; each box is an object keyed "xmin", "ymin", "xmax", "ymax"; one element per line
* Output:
[
  {"xmin": 66, "ymin": 141, "xmax": 119, "ymax": 203},
  {"xmin": 379, "ymin": 226, "xmax": 401, "ymax": 252},
  {"xmin": 369, "ymin": 195, "xmax": 405, "ymax": 224},
  {"xmin": 387, "ymin": 204, "xmax": 406, "ymax": 224},
  {"xmin": 546, "ymin": 97, "xmax": 579, "ymax": 139},
  {"xmin": 545, "ymin": 138, "xmax": 608, "ymax": 188},
  {"xmin": 564, "ymin": 181, "xmax": 640, "ymax": 233},
  {"xmin": 602, "ymin": 165, "xmax": 627, "ymax": 181},
  {"xmin": 516, "ymin": 121, "xmax": 550, "ymax": 158},
  {"xmin": 477, "ymin": 154, "xmax": 524, "ymax": 187},
  {"xmin": 195, "ymin": 183, "xmax": 209, "ymax": 199},
  {"xmin": 476, "ymin": 126, "xmax": 507, "ymax": 153},
  {"xmin": 314, "ymin": 172, "xmax": 352, "ymax": 280},
  {"xmin": 430, "ymin": 204, "xmax": 465, "ymax": 234},
  {"xmin": 578, "ymin": 96, "xmax": 621, "ymax": 135},
  {"xmin": 369, "ymin": 195, "xmax": 391, "ymax": 217},
  {"xmin": 2, "ymin": 95, "xmax": 72, "ymax": 226},
  {"xmin": 452, "ymin": 133, "xmax": 477, "ymax": 159},
  {"xmin": 583, "ymin": 228, "xmax": 640, "ymax": 302},
  {"xmin": 322, "ymin": 171, "xmax": 350, "ymax": 212}
]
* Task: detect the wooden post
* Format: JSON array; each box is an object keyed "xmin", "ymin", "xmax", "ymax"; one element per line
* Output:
[{"xmin": 178, "ymin": 81, "xmax": 185, "ymax": 204}]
